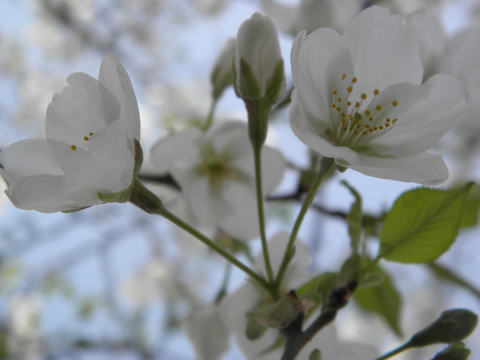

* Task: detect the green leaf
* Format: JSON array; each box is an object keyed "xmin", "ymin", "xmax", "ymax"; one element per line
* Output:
[
  {"xmin": 378, "ymin": 183, "xmax": 473, "ymax": 263},
  {"xmin": 341, "ymin": 180, "xmax": 363, "ymax": 252},
  {"xmin": 427, "ymin": 263, "xmax": 480, "ymax": 301},
  {"xmin": 355, "ymin": 266, "xmax": 402, "ymax": 336},
  {"xmin": 460, "ymin": 183, "xmax": 480, "ymax": 228}
]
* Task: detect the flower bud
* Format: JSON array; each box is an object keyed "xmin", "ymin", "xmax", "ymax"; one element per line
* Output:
[
  {"xmin": 408, "ymin": 309, "xmax": 478, "ymax": 347},
  {"xmin": 234, "ymin": 12, "xmax": 285, "ymax": 104},
  {"xmin": 309, "ymin": 349, "xmax": 322, "ymax": 360},
  {"xmin": 431, "ymin": 343, "xmax": 471, "ymax": 360},
  {"xmin": 210, "ymin": 38, "xmax": 236, "ymax": 99}
]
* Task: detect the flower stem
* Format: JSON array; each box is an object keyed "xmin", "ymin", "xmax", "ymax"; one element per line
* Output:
[
  {"xmin": 129, "ymin": 179, "xmax": 268, "ymax": 288},
  {"xmin": 374, "ymin": 344, "xmax": 411, "ymax": 360},
  {"xmin": 254, "ymin": 146, "xmax": 276, "ymax": 288},
  {"xmin": 201, "ymin": 98, "xmax": 217, "ymax": 131},
  {"xmin": 275, "ymin": 157, "xmax": 335, "ymax": 287}
]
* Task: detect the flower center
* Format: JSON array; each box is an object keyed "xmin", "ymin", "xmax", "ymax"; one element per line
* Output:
[
  {"xmin": 328, "ymin": 74, "xmax": 399, "ymax": 149},
  {"xmin": 70, "ymin": 132, "xmax": 95, "ymax": 151},
  {"xmin": 197, "ymin": 144, "xmax": 238, "ymax": 187}
]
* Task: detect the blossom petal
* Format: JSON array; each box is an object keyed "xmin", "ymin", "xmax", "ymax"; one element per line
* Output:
[
  {"xmin": 290, "ymin": 98, "xmax": 359, "ymax": 163},
  {"xmin": 64, "ymin": 121, "xmax": 136, "ymax": 204},
  {"xmin": 183, "ymin": 306, "xmax": 230, "ymax": 360},
  {"xmin": 0, "ymin": 138, "xmax": 71, "ymax": 186},
  {"xmin": 150, "ymin": 129, "xmax": 200, "ymax": 173},
  {"xmin": 343, "ymin": 6, "xmax": 423, "ymax": 95},
  {"xmin": 98, "ymin": 55, "xmax": 141, "ymax": 140},
  {"xmin": 5, "ymin": 175, "xmax": 82, "ymax": 213},
  {"xmin": 348, "ymin": 152, "xmax": 449, "ymax": 185},
  {"xmin": 220, "ymin": 181, "xmax": 259, "ymax": 239},
  {"xmin": 368, "ymin": 74, "xmax": 467, "ymax": 156},
  {"xmin": 291, "ymin": 28, "xmax": 354, "ymax": 128},
  {"xmin": 45, "ymin": 73, "xmax": 120, "ymax": 149}
]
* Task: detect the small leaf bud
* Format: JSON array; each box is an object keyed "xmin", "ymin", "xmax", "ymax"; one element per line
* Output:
[{"xmin": 408, "ymin": 309, "xmax": 478, "ymax": 347}]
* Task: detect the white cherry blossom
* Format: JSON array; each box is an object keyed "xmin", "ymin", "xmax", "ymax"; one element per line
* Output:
[
  {"xmin": 150, "ymin": 121, "xmax": 285, "ymax": 240},
  {"xmin": 290, "ymin": 6, "xmax": 468, "ymax": 185},
  {"xmin": 0, "ymin": 55, "xmax": 140, "ymax": 212}
]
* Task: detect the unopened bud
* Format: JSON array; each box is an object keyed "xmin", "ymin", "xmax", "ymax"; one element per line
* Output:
[
  {"xmin": 408, "ymin": 309, "xmax": 478, "ymax": 347},
  {"xmin": 211, "ymin": 38, "xmax": 236, "ymax": 99},
  {"xmin": 431, "ymin": 342, "xmax": 471, "ymax": 360},
  {"xmin": 234, "ymin": 12, "xmax": 285, "ymax": 103}
]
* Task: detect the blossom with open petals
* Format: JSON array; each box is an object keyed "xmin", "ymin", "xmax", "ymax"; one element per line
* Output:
[
  {"xmin": 150, "ymin": 121, "xmax": 285, "ymax": 240},
  {"xmin": 0, "ymin": 55, "xmax": 141, "ymax": 212},
  {"xmin": 290, "ymin": 6, "xmax": 468, "ymax": 185}
]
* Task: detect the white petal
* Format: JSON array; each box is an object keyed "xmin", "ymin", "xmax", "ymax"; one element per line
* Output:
[
  {"xmin": 290, "ymin": 99, "xmax": 359, "ymax": 163},
  {"xmin": 98, "ymin": 55, "xmax": 141, "ymax": 140},
  {"xmin": 368, "ymin": 74, "xmax": 468, "ymax": 157},
  {"xmin": 209, "ymin": 121, "xmax": 251, "ymax": 160},
  {"xmin": 220, "ymin": 182, "xmax": 259, "ymax": 240},
  {"xmin": 291, "ymin": 28, "xmax": 354, "ymax": 126},
  {"xmin": 343, "ymin": 6, "xmax": 423, "ymax": 96},
  {"xmin": 349, "ymin": 152, "xmax": 449, "ymax": 185},
  {"xmin": 5, "ymin": 175, "xmax": 83, "ymax": 213},
  {"xmin": 150, "ymin": 129, "xmax": 200, "ymax": 172},
  {"xmin": 64, "ymin": 121, "xmax": 135, "ymax": 203},
  {"xmin": 45, "ymin": 73, "xmax": 120, "ymax": 148},
  {"xmin": 183, "ymin": 306, "xmax": 230, "ymax": 360},
  {"xmin": 0, "ymin": 139, "xmax": 71, "ymax": 186}
]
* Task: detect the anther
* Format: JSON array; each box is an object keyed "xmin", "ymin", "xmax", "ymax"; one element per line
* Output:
[
  {"xmin": 361, "ymin": 93, "xmax": 367, "ymax": 100},
  {"xmin": 374, "ymin": 89, "xmax": 380, "ymax": 96},
  {"xmin": 71, "ymin": 145, "xmax": 77, "ymax": 151},
  {"xmin": 83, "ymin": 136, "xmax": 89, "ymax": 141},
  {"xmin": 392, "ymin": 100, "xmax": 398, "ymax": 107},
  {"xmin": 376, "ymin": 105, "xmax": 382, "ymax": 111},
  {"xmin": 352, "ymin": 77, "xmax": 358, "ymax": 83}
]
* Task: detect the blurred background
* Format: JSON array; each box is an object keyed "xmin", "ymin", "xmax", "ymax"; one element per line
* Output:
[{"xmin": 1, "ymin": 0, "xmax": 480, "ymax": 359}]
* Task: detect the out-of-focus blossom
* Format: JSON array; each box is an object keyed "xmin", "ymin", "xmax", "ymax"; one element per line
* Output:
[
  {"xmin": 0, "ymin": 55, "xmax": 141, "ymax": 212},
  {"xmin": 261, "ymin": 0, "xmax": 360, "ymax": 35},
  {"xmin": 235, "ymin": 13, "xmax": 284, "ymax": 103},
  {"xmin": 8, "ymin": 295, "xmax": 43, "ymax": 360},
  {"xmin": 150, "ymin": 121, "xmax": 285, "ymax": 240},
  {"xmin": 120, "ymin": 260, "xmax": 172, "ymax": 308},
  {"xmin": 290, "ymin": 6, "xmax": 467, "ymax": 185},
  {"xmin": 218, "ymin": 232, "xmax": 377, "ymax": 359},
  {"xmin": 183, "ymin": 304, "xmax": 230, "ymax": 360}
]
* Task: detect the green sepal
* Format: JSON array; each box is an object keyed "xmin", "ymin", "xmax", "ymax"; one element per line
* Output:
[
  {"xmin": 235, "ymin": 57, "xmax": 261, "ymax": 101},
  {"xmin": 97, "ymin": 188, "xmax": 131, "ymax": 203},
  {"xmin": 431, "ymin": 342, "xmax": 471, "ymax": 360},
  {"xmin": 132, "ymin": 139, "xmax": 143, "ymax": 177},
  {"xmin": 245, "ymin": 317, "xmax": 268, "ymax": 341},
  {"xmin": 264, "ymin": 59, "xmax": 285, "ymax": 105},
  {"xmin": 246, "ymin": 293, "xmax": 303, "ymax": 330},
  {"xmin": 62, "ymin": 206, "xmax": 91, "ymax": 213}
]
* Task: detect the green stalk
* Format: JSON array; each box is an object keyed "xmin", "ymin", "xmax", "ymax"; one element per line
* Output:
[
  {"xmin": 201, "ymin": 98, "xmax": 217, "ymax": 131},
  {"xmin": 129, "ymin": 179, "xmax": 268, "ymax": 288},
  {"xmin": 275, "ymin": 157, "xmax": 335, "ymax": 287},
  {"xmin": 374, "ymin": 343, "xmax": 411, "ymax": 360},
  {"xmin": 254, "ymin": 146, "xmax": 276, "ymax": 288}
]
